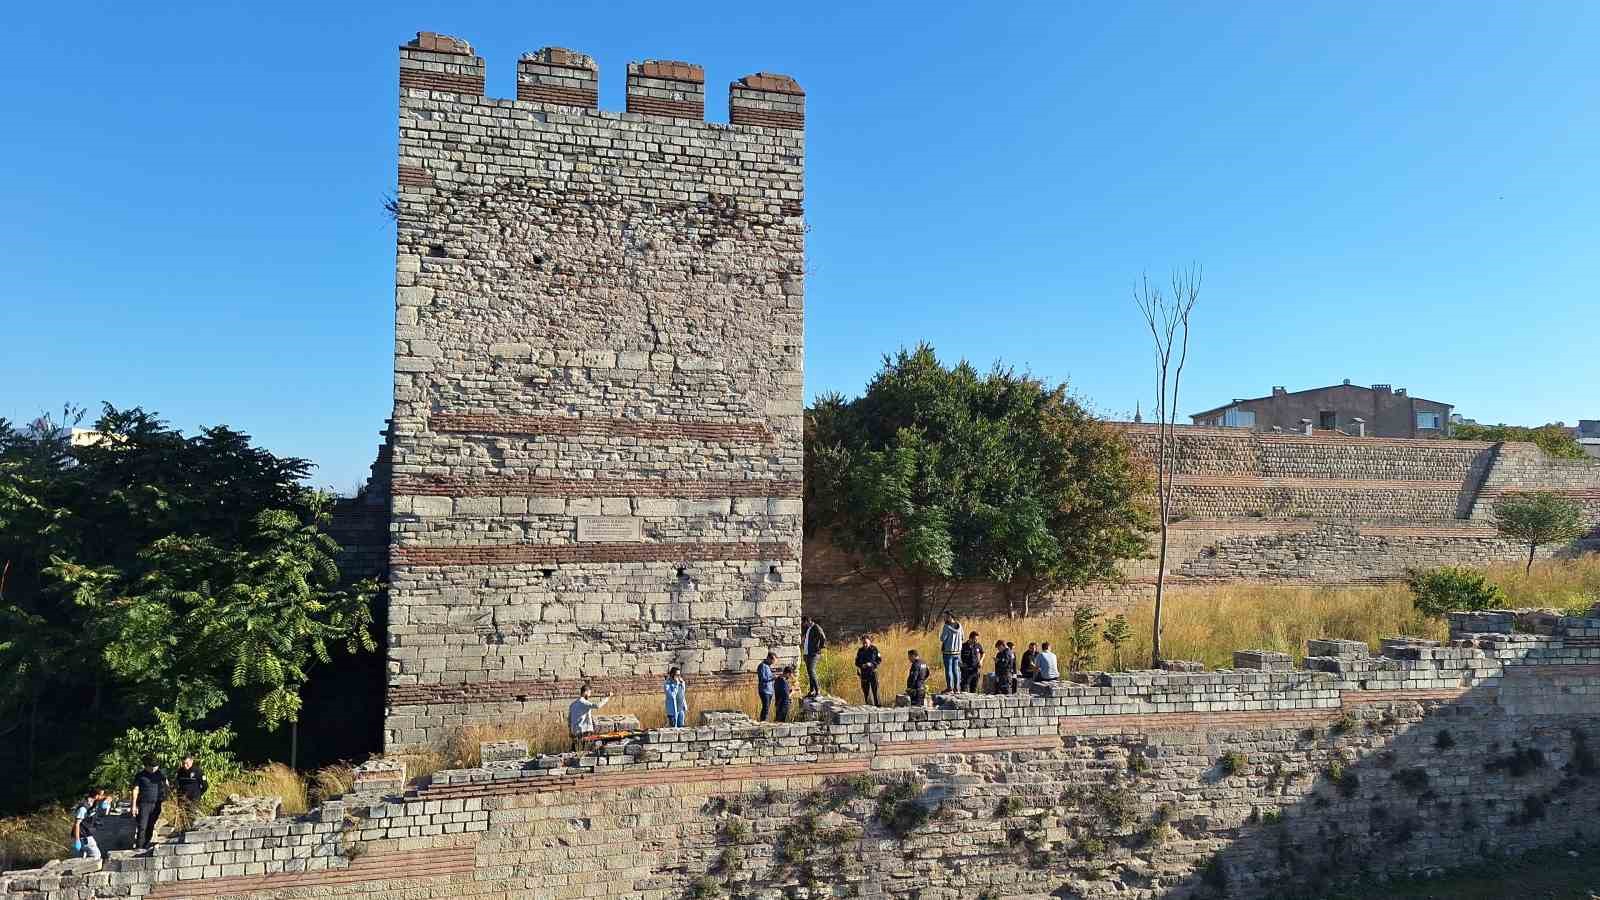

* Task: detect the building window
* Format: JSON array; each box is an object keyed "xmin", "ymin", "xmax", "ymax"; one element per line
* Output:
[
  {"xmin": 1222, "ymin": 410, "xmax": 1256, "ymax": 428},
  {"xmin": 1416, "ymin": 412, "xmax": 1442, "ymax": 430}
]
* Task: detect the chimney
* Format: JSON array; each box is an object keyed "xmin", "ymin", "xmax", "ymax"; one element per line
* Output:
[
  {"xmin": 1299, "ymin": 418, "xmax": 1314, "ymax": 437},
  {"xmin": 1272, "ymin": 386, "xmax": 1287, "ymax": 396},
  {"xmin": 1372, "ymin": 383, "xmax": 1392, "ymax": 395},
  {"xmin": 1351, "ymin": 417, "xmax": 1366, "ymax": 437}
]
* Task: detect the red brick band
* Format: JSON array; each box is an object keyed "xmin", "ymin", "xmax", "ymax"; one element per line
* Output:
[
  {"xmin": 1168, "ymin": 519, "xmax": 1501, "ymax": 540},
  {"xmin": 875, "ymin": 735, "xmax": 1059, "ymax": 756},
  {"xmin": 416, "ymin": 758, "xmax": 867, "ymax": 802},
  {"xmin": 398, "ymin": 165, "xmax": 431, "ymax": 187},
  {"xmin": 430, "ymin": 413, "xmax": 774, "ymax": 444},
  {"xmin": 1504, "ymin": 663, "xmax": 1600, "ymax": 676},
  {"xmin": 393, "ymin": 541, "xmax": 796, "ymax": 567},
  {"xmin": 1173, "ymin": 474, "xmax": 1465, "ymax": 491},
  {"xmin": 1479, "ymin": 487, "xmax": 1600, "ymax": 500},
  {"xmin": 1117, "ymin": 423, "xmax": 1495, "ymax": 450},
  {"xmin": 518, "ymin": 83, "xmax": 599, "ymax": 107},
  {"xmin": 400, "ymin": 70, "xmax": 485, "ymax": 96},
  {"xmin": 627, "ymin": 96, "xmax": 705, "ymax": 119},
  {"xmin": 1060, "ymin": 708, "xmax": 1340, "ymax": 735},
  {"xmin": 730, "ymin": 108, "xmax": 805, "ymax": 129},
  {"xmin": 392, "ymin": 475, "xmax": 801, "ymax": 499},
  {"xmin": 389, "ymin": 672, "xmax": 756, "ymax": 706},
  {"xmin": 1340, "ymin": 687, "xmax": 1475, "ymax": 708},
  {"xmin": 146, "ymin": 846, "xmax": 475, "ymax": 898}
]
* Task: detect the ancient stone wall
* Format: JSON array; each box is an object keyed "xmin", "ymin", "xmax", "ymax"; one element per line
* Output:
[
  {"xmin": 385, "ymin": 34, "xmax": 805, "ymax": 750},
  {"xmin": 11, "ymin": 611, "xmax": 1600, "ymax": 899},
  {"xmin": 806, "ymin": 425, "xmax": 1600, "ymax": 635}
]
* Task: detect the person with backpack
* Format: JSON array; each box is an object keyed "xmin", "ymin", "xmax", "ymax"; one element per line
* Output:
[
  {"xmin": 905, "ymin": 649, "xmax": 931, "ymax": 705},
  {"xmin": 174, "ymin": 755, "xmax": 207, "ymax": 808},
  {"xmin": 854, "ymin": 635, "xmax": 883, "ymax": 706},
  {"xmin": 959, "ymin": 630, "xmax": 985, "ymax": 692},
  {"xmin": 799, "ymin": 617, "xmax": 827, "ymax": 698},
  {"xmin": 774, "ymin": 666, "xmax": 795, "ymax": 722},
  {"xmin": 72, "ymin": 788, "xmax": 105, "ymax": 859},
  {"xmin": 130, "ymin": 757, "xmax": 168, "ymax": 850},
  {"xmin": 938, "ymin": 614, "xmax": 963, "ymax": 693}
]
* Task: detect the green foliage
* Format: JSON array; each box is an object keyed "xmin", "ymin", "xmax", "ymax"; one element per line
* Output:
[
  {"xmin": 1450, "ymin": 422, "xmax": 1588, "ymax": 460},
  {"xmin": 718, "ymin": 817, "xmax": 750, "ymax": 843},
  {"xmin": 686, "ymin": 874, "xmax": 723, "ymax": 898},
  {"xmin": 1067, "ymin": 605, "xmax": 1099, "ymax": 672},
  {"xmin": 1405, "ymin": 566, "xmax": 1507, "ymax": 619},
  {"xmin": 874, "ymin": 778, "xmax": 929, "ymax": 837},
  {"xmin": 1485, "ymin": 743, "xmax": 1545, "ymax": 777},
  {"xmin": 90, "ymin": 709, "xmax": 240, "ymax": 806},
  {"xmin": 1326, "ymin": 759, "xmax": 1360, "ymax": 797},
  {"xmin": 0, "ymin": 405, "xmax": 378, "ymax": 812},
  {"xmin": 1092, "ymin": 785, "xmax": 1139, "ymax": 828},
  {"xmin": 995, "ymin": 794, "xmax": 1025, "ymax": 818},
  {"xmin": 1392, "ymin": 767, "xmax": 1431, "ymax": 794},
  {"xmin": 1101, "ymin": 613, "xmax": 1134, "ymax": 671},
  {"xmin": 1492, "ymin": 492, "xmax": 1589, "ymax": 573},
  {"xmin": 1434, "ymin": 729, "xmax": 1456, "ymax": 752},
  {"xmin": 1218, "ymin": 751, "xmax": 1248, "ymax": 777},
  {"xmin": 805, "ymin": 345, "xmax": 1152, "ymax": 625}
]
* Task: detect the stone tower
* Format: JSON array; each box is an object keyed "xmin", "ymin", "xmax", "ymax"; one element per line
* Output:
[{"xmin": 385, "ymin": 33, "xmax": 805, "ymax": 750}]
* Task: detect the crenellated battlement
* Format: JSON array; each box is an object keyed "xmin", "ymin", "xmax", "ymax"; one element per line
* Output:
[{"xmin": 399, "ymin": 31, "xmax": 804, "ymax": 129}]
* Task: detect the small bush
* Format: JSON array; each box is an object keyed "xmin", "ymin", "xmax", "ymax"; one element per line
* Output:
[
  {"xmin": 1434, "ymin": 729, "xmax": 1456, "ymax": 752},
  {"xmin": 1326, "ymin": 759, "xmax": 1360, "ymax": 797},
  {"xmin": 996, "ymin": 794, "xmax": 1025, "ymax": 818},
  {"xmin": 1219, "ymin": 751, "xmax": 1248, "ymax": 777},
  {"xmin": 719, "ymin": 817, "xmax": 750, "ymax": 843},
  {"xmin": 875, "ymin": 778, "xmax": 929, "ymax": 838},
  {"xmin": 1406, "ymin": 566, "xmax": 1507, "ymax": 618},
  {"xmin": 714, "ymin": 847, "xmax": 742, "ymax": 874},
  {"xmin": 837, "ymin": 774, "xmax": 876, "ymax": 799},
  {"xmin": 1393, "ymin": 767, "xmax": 1430, "ymax": 794},
  {"xmin": 1128, "ymin": 752, "xmax": 1151, "ymax": 775},
  {"xmin": 686, "ymin": 874, "xmax": 723, "ymax": 899},
  {"xmin": 1093, "ymin": 786, "xmax": 1139, "ymax": 828},
  {"xmin": 1486, "ymin": 744, "xmax": 1546, "ymax": 778},
  {"xmin": 1074, "ymin": 835, "xmax": 1107, "ymax": 859}
]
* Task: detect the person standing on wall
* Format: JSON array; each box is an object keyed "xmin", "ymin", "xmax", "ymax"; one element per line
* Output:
[
  {"xmin": 905, "ymin": 649, "xmax": 930, "ymax": 705},
  {"xmin": 567, "ymin": 682, "xmax": 612, "ymax": 749},
  {"xmin": 774, "ymin": 665, "xmax": 795, "ymax": 722},
  {"xmin": 939, "ymin": 614, "xmax": 963, "ymax": 693},
  {"xmin": 993, "ymin": 639, "xmax": 1016, "ymax": 695},
  {"xmin": 757, "ymin": 652, "xmax": 777, "ymax": 721},
  {"xmin": 174, "ymin": 755, "xmax": 207, "ymax": 811},
  {"xmin": 800, "ymin": 616, "xmax": 827, "ymax": 698},
  {"xmin": 130, "ymin": 757, "xmax": 168, "ymax": 851},
  {"xmin": 959, "ymin": 630, "xmax": 985, "ymax": 692},
  {"xmin": 664, "ymin": 667, "xmax": 688, "ymax": 727},
  {"xmin": 855, "ymin": 635, "xmax": 883, "ymax": 706}
]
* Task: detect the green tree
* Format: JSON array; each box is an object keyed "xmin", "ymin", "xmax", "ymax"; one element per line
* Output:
[
  {"xmin": 1066, "ymin": 605, "xmax": 1100, "ymax": 673},
  {"xmin": 1405, "ymin": 567, "xmax": 1507, "ymax": 618},
  {"xmin": 1451, "ymin": 423, "xmax": 1586, "ymax": 460},
  {"xmin": 805, "ymin": 346, "xmax": 1151, "ymax": 627},
  {"xmin": 0, "ymin": 406, "xmax": 376, "ymax": 812},
  {"xmin": 1101, "ymin": 614, "xmax": 1133, "ymax": 671},
  {"xmin": 1491, "ymin": 491, "xmax": 1588, "ymax": 574}
]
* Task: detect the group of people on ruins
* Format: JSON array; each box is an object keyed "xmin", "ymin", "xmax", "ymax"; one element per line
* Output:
[{"xmin": 565, "ymin": 612, "xmax": 1068, "ymax": 743}]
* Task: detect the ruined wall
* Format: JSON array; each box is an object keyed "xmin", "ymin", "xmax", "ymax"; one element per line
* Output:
[
  {"xmin": 385, "ymin": 34, "xmax": 805, "ymax": 750},
  {"xmin": 806, "ymin": 426, "xmax": 1600, "ymax": 635},
  {"xmin": 12, "ymin": 612, "xmax": 1600, "ymax": 899}
]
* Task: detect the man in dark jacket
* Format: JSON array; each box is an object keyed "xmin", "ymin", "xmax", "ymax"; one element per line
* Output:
[
  {"xmin": 959, "ymin": 631, "xmax": 984, "ymax": 692},
  {"xmin": 854, "ymin": 636, "xmax": 883, "ymax": 706},
  {"xmin": 131, "ymin": 757, "xmax": 168, "ymax": 850},
  {"xmin": 1020, "ymin": 642, "xmax": 1040, "ymax": 681},
  {"xmin": 800, "ymin": 617, "xmax": 827, "ymax": 698},
  {"xmin": 756, "ymin": 652, "xmax": 777, "ymax": 721},
  {"xmin": 993, "ymin": 640, "xmax": 1017, "ymax": 694},
  {"xmin": 174, "ymin": 755, "xmax": 207, "ymax": 807},
  {"xmin": 774, "ymin": 666, "xmax": 794, "ymax": 722},
  {"xmin": 905, "ymin": 650, "xmax": 930, "ymax": 705}
]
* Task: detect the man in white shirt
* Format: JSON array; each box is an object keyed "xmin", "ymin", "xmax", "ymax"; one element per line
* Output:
[
  {"xmin": 568, "ymin": 683, "xmax": 611, "ymax": 748},
  {"xmin": 1034, "ymin": 642, "xmax": 1061, "ymax": 681}
]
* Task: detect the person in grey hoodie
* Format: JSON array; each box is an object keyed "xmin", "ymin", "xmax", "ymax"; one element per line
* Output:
[{"xmin": 938, "ymin": 614, "xmax": 963, "ymax": 693}]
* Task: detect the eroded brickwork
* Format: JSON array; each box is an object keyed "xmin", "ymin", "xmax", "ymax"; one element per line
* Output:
[
  {"xmin": 385, "ymin": 33, "xmax": 805, "ymax": 749},
  {"xmin": 11, "ymin": 612, "xmax": 1600, "ymax": 899}
]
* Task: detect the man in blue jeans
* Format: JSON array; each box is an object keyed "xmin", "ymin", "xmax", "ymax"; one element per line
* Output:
[
  {"xmin": 756, "ymin": 652, "xmax": 777, "ymax": 721},
  {"xmin": 938, "ymin": 614, "xmax": 962, "ymax": 693}
]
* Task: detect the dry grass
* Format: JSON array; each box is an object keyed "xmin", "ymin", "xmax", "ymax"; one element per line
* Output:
[
  {"xmin": 0, "ymin": 807, "xmax": 72, "ymax": 871},
  {"xmin": 1483, "ymin": 555, "xmax": 1600, "ymax": 611}
]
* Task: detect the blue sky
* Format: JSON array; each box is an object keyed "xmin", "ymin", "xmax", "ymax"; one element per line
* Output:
[{"xmin": 4, "ymin": 1, "xmax": 1597, "ymax": 489}]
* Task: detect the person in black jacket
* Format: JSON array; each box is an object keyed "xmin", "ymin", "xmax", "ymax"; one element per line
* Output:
[
  {"xmin": 959, "ymin": 631, "xmax": 984, "ymax": 692},
  {"xmin": 174, "ymin": 755, "xmax": 207, "ymax": 808},
  {"xmin": 131, "ymin": 757, "xmax": 168, "ymax": 850},
  {"xmin": 800, "ymin": 617, "xmax": 827, "ymax": 698},
  {"xmin": 854, "ymin": 636, "xmax": 883, "ymax": 706},
  {"xmin": 993, "ymin": 641, "xmax": 1017, "ymax": 694},
  {"xmin": 905, "ymin": 650, "xmax": 930, "ymax": 705},
  {"xmin": 774, "ymin": 666, "xmax": 794, "ymax": 722},
  {"xmin": 1020, "ymin": 642, "xmax": 1040, "ymax": 681}
]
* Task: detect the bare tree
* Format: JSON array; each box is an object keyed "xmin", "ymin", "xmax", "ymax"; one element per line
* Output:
[{"xmin": 1134, "ymin": 265, "xmax": 1200, "ymax": 668}]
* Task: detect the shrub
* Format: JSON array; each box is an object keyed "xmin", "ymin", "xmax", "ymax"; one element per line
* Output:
[
  {"xmin": 995, "ymin": 794, "xmax": 1025, "ymax": 818},
  {"xmin": 686, "ymin": 874, "xmax": 722, "ymax": 898},
  {"xmin": 1406, "ymin": 566, "xmax": 1507, "ymax": 619},
  {"xmin": 1092, "ymin": 786, "xmax": 1139, "ymax": 828},
  {"xmin": 1128, "ymin": 751, "xmax": 1151, "ymax": 775},
  {"xmin": 1392, "ymin": 767, "xmax": 1430, "ymax": 794},
  {"xmin": 1486, "ymin": 744, "xmax": 1546, "ymax": 777},
  {"xmin": 719, "ymin": 817, "xmax": 750, "ymax": 843},
  {"xmin": 91, "ymin": 709, "xmax": 241, "ymax": 813},
  {"xmin": 1218, "ymin": 751, "xmax": 1248, "ymax": 777},
  {"xmin": 1434, "ymin": 729, "xmax": 1456, "ymax": 752}
]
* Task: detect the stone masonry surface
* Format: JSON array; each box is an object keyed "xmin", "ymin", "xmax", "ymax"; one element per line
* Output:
[
  {"xmin": 385, "ymin": 33, "xmax": 805, "ymax": 750},
  {"xmin": 11, "ymin": 608, "xmax": 1600, "ymax": 899}
]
